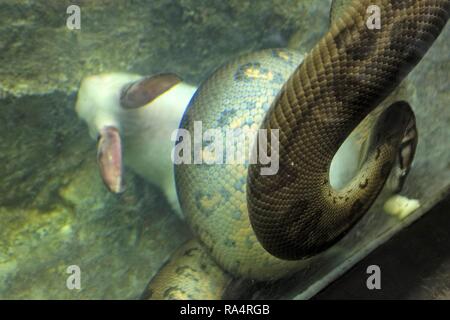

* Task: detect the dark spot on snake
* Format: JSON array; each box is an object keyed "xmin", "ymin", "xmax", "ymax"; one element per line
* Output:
[
  {"xmin": 271, "ymin": 71, "xmax": 285, "ymax": 85},
  {"xmin": 345, "ymin": 27, "xmax": 378, "ymax": 61},
  {"xmin": 175, "ymin": 266, "xmax": 197, "ymax": 276},
  {"xmin": 271, "ymin": 49, "xmax": 294, "ymax": 63},
  {"xmin": 217, "ymin": 108, "xmax": 237, "ymax": 127},
  {"xmin": 224, "ymin": 238, "xmax": 237, "ymax": 247},
  {"xmin": 359, "ymin": 178, "xmax": 369, "ymax": 189},
  {"xmin": 391, "ymin": 0, "xmax": 414, "ymax": 11},
  {"xmin": 141, "ymin": 287, "xmax": 153, "ymax": 299},
  {"xmin": 389, "ymin": 17, "xmax": 424, "ymax": 77},
  {"xmin": 288, "ymin": 199, "xmax": 309, "ymax": 217},
  {"xmin": 191, "ymin": 223, "xmax": 200, "ymax": 235},
  {"xmin": 286, "ymin": 204, "xmax": 324, "ymax": 255},
  {"xmin": 54, "ymin": 132, "xmax": 65, "ymax": 154}
]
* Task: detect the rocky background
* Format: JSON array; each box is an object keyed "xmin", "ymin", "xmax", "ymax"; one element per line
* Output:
[{"xmin": 0, "ymin": 0, "xmax": 331, "ymax": 299}]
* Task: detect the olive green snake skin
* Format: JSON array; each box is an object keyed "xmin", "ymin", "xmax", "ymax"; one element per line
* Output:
[{"xmin": 143, "ymin": 0, "xmax": 449, "ymax": 299}]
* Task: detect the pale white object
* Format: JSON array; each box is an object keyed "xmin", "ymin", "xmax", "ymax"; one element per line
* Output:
[{"xmin": 383, "ymin": 194, "xmax": 421, "ymax": 219}]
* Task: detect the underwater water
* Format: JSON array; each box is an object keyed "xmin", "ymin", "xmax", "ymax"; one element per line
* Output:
[{"xmin": 0, "ymin": 0, "xmax": 449, "ymax": 300}]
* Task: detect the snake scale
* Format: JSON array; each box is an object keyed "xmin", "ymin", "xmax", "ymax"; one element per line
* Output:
[{"xmin": 139, "ymin": 0, "xmax": 450, "ymax": 299}]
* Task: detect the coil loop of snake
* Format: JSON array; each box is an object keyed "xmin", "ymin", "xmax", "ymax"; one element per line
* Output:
[{"xmin": 76, "ymin": 0, "xmax": 449, "ymax": 299}]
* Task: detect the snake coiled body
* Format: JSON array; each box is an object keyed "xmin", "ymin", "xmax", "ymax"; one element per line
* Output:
[{"xmin": 145, "ymin": 0, "xmax": 449, "ymax": 299}]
